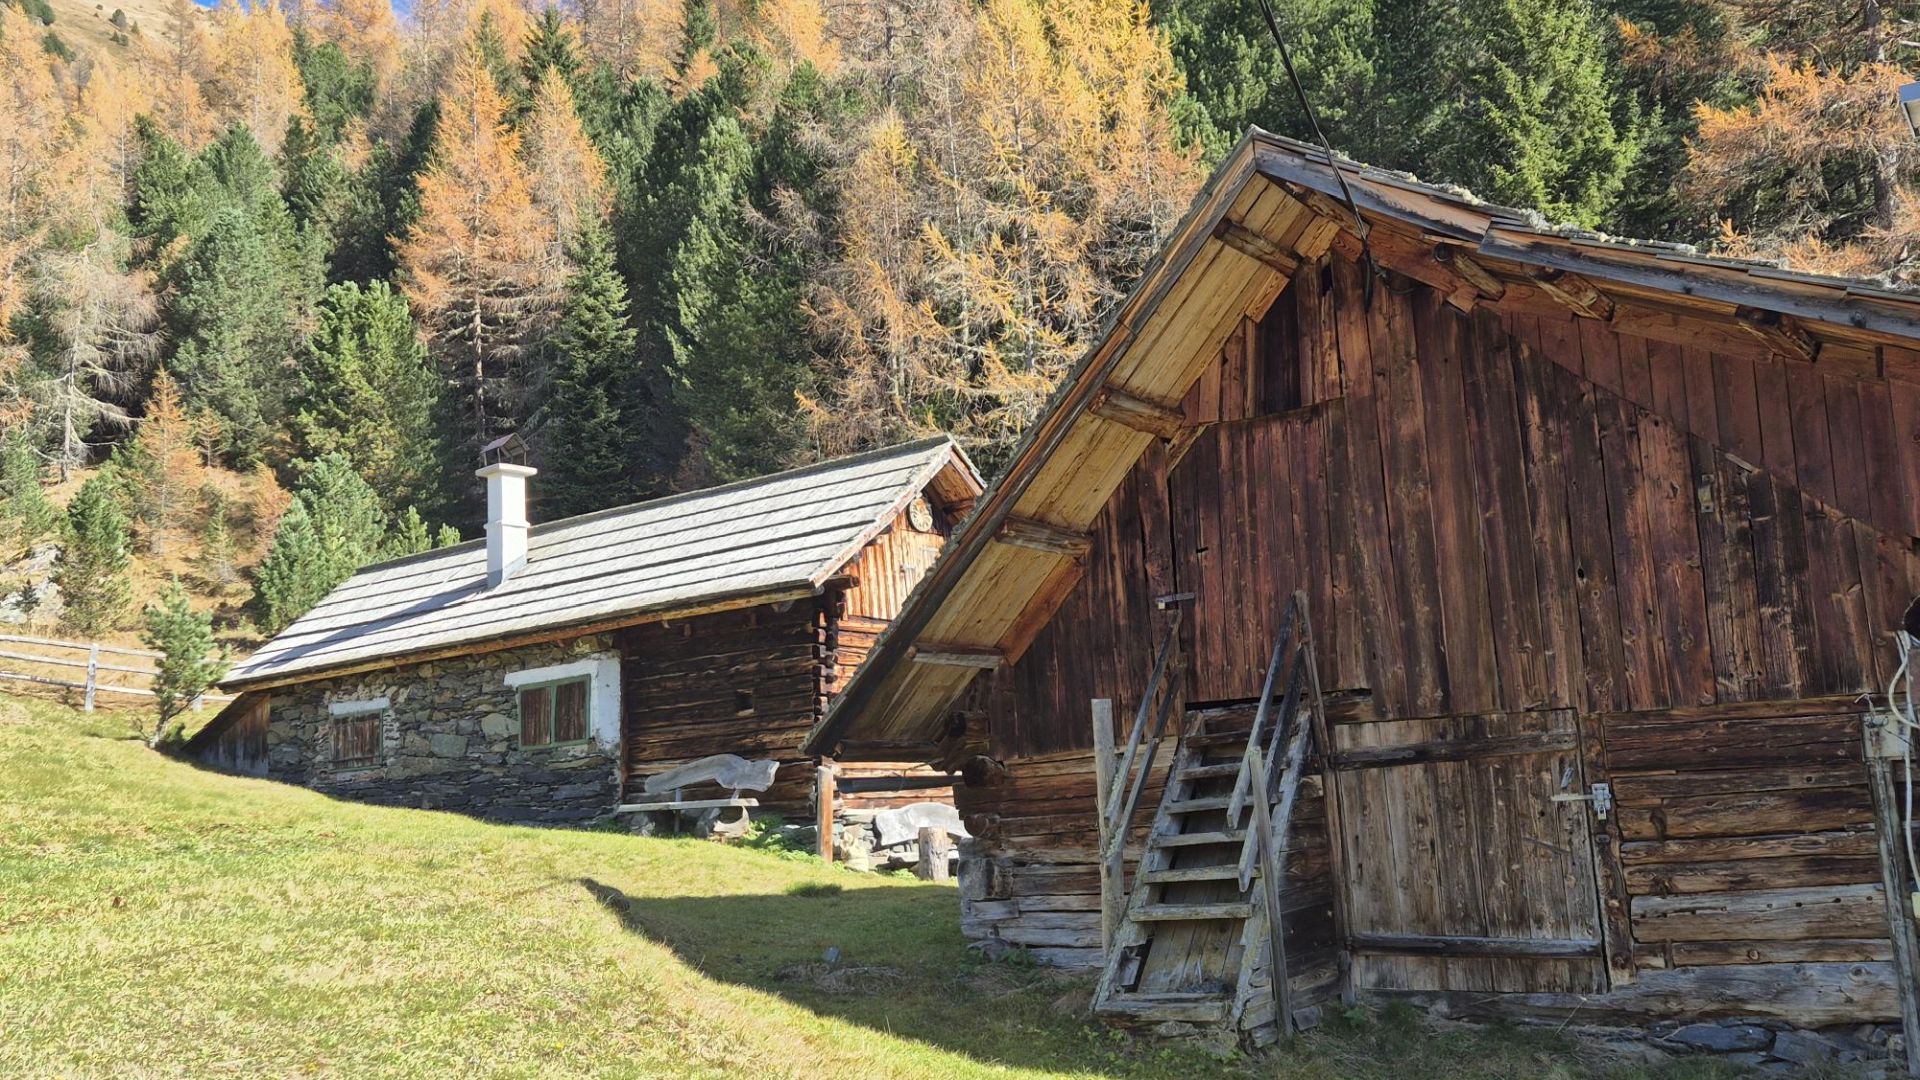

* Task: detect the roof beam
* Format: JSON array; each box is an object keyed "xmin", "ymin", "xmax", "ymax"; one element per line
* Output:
[
  {"xmin": 909, "ymin": 643, "xmax": 1005, "ymax": 670},
  {"xmin": 1734, "ymin": 305, "xmax": 1821, "ymax": 364},
  {"xmin": 1213, "ymin": 219, "xmax": 1300, "ymax": 276},
  {"xmin": 1089, "ymin": 386, "xmax": 1186, "ymax": 439},
  {"xmin": 1432, "ymin": 244, "xmax": 1507, "ymax": 303},
  {"xmin": 1528, "ymin": 267, "xmax": 1615, "ymax": 320},
  {"xmin": 992, "ymin": 515, "xmax": 1094, "ymax": 559}
]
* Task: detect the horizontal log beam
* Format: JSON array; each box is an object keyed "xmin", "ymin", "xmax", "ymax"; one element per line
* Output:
[
  {"xmin": 1529, "ymin": 266, "xmax": 1615, "ymax": 320},
  {"xmin": 992, "ymin": 516, "xmax": 1094, "ymax": 559},
  {"xmin": 1213, "ymin": 218, "xmax": 1300, "ymax": 275},
  {"xmin": 1350, "ymin": 932, "xmax": 1601, "ymax": 959},
  {"xmin": 1088, "ymin": 386, "xmax": 1186, "ymax": 439},
  {"xmin": 910, "ymin": 642, "xmax": 1005, "ymax": 669},
  {"xmin": 1328, "ymin": 730, "xmax": 1577, "ymax": 770}
]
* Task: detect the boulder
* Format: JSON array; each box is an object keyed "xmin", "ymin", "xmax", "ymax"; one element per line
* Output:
[{"xmin": 1664, "ymin": 1023, "xmax": 1770, "ymax": 1053}]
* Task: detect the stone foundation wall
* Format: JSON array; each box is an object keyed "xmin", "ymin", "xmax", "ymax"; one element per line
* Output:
[{"xmin": 259, "ymin": 636, "xmax": 621, "ymax": 824}]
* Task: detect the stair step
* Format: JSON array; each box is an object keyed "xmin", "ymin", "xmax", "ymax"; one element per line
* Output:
[
  {"xmin": 1094, "ymin": 992, "xmax": 1230, "ymax": 1023},
  {"xmin": 1150, "ymin": 829, "xmax": 1245, "ymax": 849},
  {"xmin": 1165, "ymin": 796, "xmax": 1234, "ymax": 814},
  {"xmin": 1184, "ymin": 730, "xmax": 1253, "ymax": 748},
  {"xmin": 1133, "ymin": 901, "xmax": 1254, "ymax": 922},
  {"xmin": 1141, "ymin": 864, "xmax": 1253, "ymax": 885},
  {"xmin": 1177, "ymin": 762, "xmax": 1243, "ymax": 781}
]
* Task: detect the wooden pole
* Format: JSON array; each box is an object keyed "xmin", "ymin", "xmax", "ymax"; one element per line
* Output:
[
  {"xmin": 1091, "ymin": 698, "xmax": 1116, "ymax": 952},
  {"xmin": 83, "ymin": 643, "xmax": 98, "ymax": 713},
  {"xmin": 816, "ymin": 762, "xmax": 836, "ymax": 863}
]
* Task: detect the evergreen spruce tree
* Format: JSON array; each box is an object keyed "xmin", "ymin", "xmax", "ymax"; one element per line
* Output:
[
  {"xmin": 292, "ymin": 280, "xmax": 449, "ymax": 517},
  {"xmin": 0, "ymin": 436, "xmax": 57, "ymax": 547},
  {"xmin": 165, "ymin": 207, "xmax": 295, "ymax": 460},
  {"xmin": 198, "ymin": 483, "xmax": 237, "ymax": 584},
  {"xmin": 384, "ymin": 504, "xmax": 433, "ymax": 557},
  {"xmin": 520, "ymin": 6, "xmax": 582, "ymax": 102},
  {"xmin": 1421, "ymin": 0, "xmax": 1641, "ymax": 226},
  {"xmin": 251, "ymin": 497, "xmax": 322, "ymax": 633},
  {"xmin": 533, "ymin": 224, "xmax": 641, "ymax": 516},
  {"xmin": 139, "ymin": 576, "xmax": 226, "ymax": 747},
  {"xmin": 251, "ymin": 453, "xmax": 392, "ymax": 632},
  {"xmin": 55, "ymin": 471, "xmax": 133, "ymax": 635}
]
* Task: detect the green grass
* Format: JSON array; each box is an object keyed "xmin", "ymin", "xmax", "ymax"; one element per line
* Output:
[{"xmin": 0, "ymin": 696, "xmax": 1776, "ymax": 1078}]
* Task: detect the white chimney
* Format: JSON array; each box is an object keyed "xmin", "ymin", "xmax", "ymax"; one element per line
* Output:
[{"xmin": 476, "ymin": 459, "xmax": 537, "ymax": 588}]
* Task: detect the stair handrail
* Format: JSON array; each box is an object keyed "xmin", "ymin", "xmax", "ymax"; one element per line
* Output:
[
  {"xmin": 1099, "ymin": 609, "xmax": 1185, "ymax": 867},
  {"xmin": 1226, "ymin": 594, "xmax": 1298, "ymax": 822}
]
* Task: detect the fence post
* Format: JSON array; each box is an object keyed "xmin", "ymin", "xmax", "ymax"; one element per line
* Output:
[{"xmin": 83, "ymin": 643, "xmax": 99, "ymax": 713}]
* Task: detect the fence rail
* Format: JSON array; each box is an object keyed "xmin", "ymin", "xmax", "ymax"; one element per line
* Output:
[{"xmin": 0, "ymin": 633, "xmax": 234, "ymax": 711}]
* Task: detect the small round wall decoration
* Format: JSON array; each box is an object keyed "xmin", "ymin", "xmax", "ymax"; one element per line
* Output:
[{"xmin": 907, "ymin": 497, "xmax": 935, "ymax": 532}]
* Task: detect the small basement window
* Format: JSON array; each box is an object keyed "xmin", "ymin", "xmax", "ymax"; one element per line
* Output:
[
  {"xmin": 332, "ymin": 714, "xmax": 381, "ymax": 766},
  {"xmin": 518, "ymin": 677, "xmax": 590, "ymax": 748},
  {"xmin": 328, "ymin": 698, "xmax": 387, "ymax": 767}
]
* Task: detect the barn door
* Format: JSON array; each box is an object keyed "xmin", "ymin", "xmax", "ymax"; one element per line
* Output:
[{"xmin": 1328, "ymin": 708, "xmax": 1612, "ymax": 994}]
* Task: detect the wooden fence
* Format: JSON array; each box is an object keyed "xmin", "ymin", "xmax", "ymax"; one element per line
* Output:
[{"xmin": 0, "ymin": 633, "xmax": 235, "ymax": 711}]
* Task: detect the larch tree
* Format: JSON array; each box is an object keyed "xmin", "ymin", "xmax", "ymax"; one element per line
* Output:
[
  {"xmin": 1682, "ymin": 0, "xmax": 1920, "ymax": 276},
  {"xmin": 26, "ymin": 231, "xmax": 161, "ymax": 478},
  {"xmin": 522, "ymin": 66, "xmax": 609, "ymax": 277},
  {"xmin": 398, "ymin": 39, "xmax": 555, "ymax": 495},
  {"xmin": 125, "ymin": 368, "xmax": 202, "ymax": 555},
  {"xmin": 807, "ymin": 0, "xmax": 1200, "ymax": 469},
  {"xmin": 205, "ymin": 0, "xmax": 308, "ymax": 159},
  {"xmin": 139, "ymin": 0, "xmax": 219, "ymax": 150},
  {"xmin": 0, "ymin": 4, "xmax": 62, "ymax": 402},
  {"xmin": 313, "ymin": 0, "xmax": 401, "ymax": 95},
  {"xmin": 570, "ymin": 0, "xmax": 682, "ymax": 83}
]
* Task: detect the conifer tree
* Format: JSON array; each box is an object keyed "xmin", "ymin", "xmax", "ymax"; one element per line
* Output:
[
  {"xmin": 292, "ymin": 280, "xmax": 449, "ymax": 516},
  {"xmin": 532, "ymin": 224, "xmax": 641, "ymax": 516},
  {"xmin": 520, "ymin": 6, "xmax": 582, "ymax": 93},
  {"xmin": 55, "ymin": 470, "xmax": 133, "ymax": 635},
  {"xmin": 165, "ymin": 207, "xmax": 295, "ymax": 461},
  {"xmin": 399, "ymin": 38, "xmax": 555, "ymax": 505},
  {"xmin": 124, "ymin": 368, "xmax": 200, "ymax": 554},
  {"xmin": 139, "ymin": 576, "xmax": 225, "ymax": 747},
  {"xmin": 0, "ymin": 435, "xmax": 57, "ymax": 547},
  {"xmin": 385, "ymin": 504, "xmax": 433, "ymax": 557},
  {"xmin": 198, "ymin": 482, "xmax": 236, "ymax": 584},
  {"xmin": 523, "ymin": 65, "xmax": 609, "ymax": 274},
  {"xmin": 251, "ymin": 497, "xmax": 321, "ymax": 632},
  {"xmin": 24, "ymin": 228, "xmax": 159, "ymax": 477}
]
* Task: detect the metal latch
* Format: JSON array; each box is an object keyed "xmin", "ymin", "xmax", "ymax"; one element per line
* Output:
[{"xmin": 1550, "ymin": 782, "xmax": 1612, "ymax": 820}]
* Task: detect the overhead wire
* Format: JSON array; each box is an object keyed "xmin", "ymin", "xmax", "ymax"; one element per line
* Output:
[{"xmin": 1250, "ymin": 0, "xmax": 1401, "ymax": 304}]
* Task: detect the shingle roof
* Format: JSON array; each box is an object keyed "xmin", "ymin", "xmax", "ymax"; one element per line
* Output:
[{"xmin": 224, "ymin": 437, "xmax": 979, "ymax": 689}]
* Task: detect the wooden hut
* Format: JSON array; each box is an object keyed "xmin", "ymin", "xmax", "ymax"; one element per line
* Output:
[
  {"xmin": 805, "ymin": 130, "xmax": 1920, "ymax": 1053},
  {"xmin": 188, "ymin": 438, "xmax": 981, "ymax": 842}
]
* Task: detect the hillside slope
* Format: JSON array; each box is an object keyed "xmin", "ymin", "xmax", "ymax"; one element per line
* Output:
[{"xmin": 0, "ymin": 697, "xmax": 1670, "ymax": 1079}]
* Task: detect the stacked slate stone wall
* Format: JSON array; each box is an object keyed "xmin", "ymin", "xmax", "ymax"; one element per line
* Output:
[{"xmin": 258, "ymin": 636, "xmax": 620, "ymax": 824}]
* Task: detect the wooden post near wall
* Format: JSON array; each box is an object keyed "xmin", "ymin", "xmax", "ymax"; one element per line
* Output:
[
  {"xmin": 816, "ymin": 761, "xmax": 836, "ymax": 863},
  {"xmin": 1091, "ymin": 698, "xmax": 1117, "ymax": 953},
  {"xmin": 1865, "ymin": 676, "xmax": 1920, "ymax": 1080}
]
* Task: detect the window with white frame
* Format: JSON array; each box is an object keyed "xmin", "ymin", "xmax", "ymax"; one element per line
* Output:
[{"xmin": 503, "ymin": 656, "xmax": 620, "ymax": 751}]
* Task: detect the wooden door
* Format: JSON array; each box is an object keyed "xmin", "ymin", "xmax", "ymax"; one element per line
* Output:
[{"xmin": 1328, "ymin": 709, "xmax": 1612, "ymax": 993}]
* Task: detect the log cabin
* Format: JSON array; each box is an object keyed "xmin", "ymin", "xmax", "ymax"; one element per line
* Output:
[
  {"xmin": 187, "ymin": 437, "xmax": 981, "ymax": 842},
  {"xmin": 804, "ymin": 130, "xmax": 1920, "ymax": 1054}
]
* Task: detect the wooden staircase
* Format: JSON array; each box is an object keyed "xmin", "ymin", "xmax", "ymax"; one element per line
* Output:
[{"xmin": 1091, "ymin": 592, "xmax": 1328, "ymax": 1045}]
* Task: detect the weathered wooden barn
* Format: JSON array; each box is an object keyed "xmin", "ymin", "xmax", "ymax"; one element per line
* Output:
[
  {"xmin": 187, "ymin": 437, "xmax": 980, "ymax": 837},
  {"xmin": 806, "ymin": 131, "xmax": 1920, "ymax": 1052}
]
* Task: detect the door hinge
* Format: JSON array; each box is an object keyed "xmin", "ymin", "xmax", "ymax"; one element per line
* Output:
[{"xmin": 1551, "ymin": 782, "xmax": 1612, "ymax": 820}]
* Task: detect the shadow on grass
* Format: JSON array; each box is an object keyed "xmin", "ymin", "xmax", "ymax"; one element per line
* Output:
[{"xmin": 577, "ymin": 877, "xmax": 1218, "ymax": 1078}]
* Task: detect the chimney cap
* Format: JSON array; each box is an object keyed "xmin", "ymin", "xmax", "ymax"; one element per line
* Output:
[{"xmin": 479, "ymin": 433, "xmax": 529, "ymax": 468}]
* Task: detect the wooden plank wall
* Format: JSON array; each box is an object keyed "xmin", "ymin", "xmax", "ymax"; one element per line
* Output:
[
  {"xmin": 1594, "ymin": 698, "xmax": 1893, "ymax": 971},
  {"xmin": 983, "ymin": 253, "xmax": 1920, "ymax": 752},
  {"xmin": 948, "ymin": 250, "xmax": 1920, "ymax": 1018},
  {"xmin": 841, "ymin": 507, "xmax": 948, "ymax": 622},
  {"xmin": 191, "ymin": 693, "xmax": 270, "ymax": 777}
]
